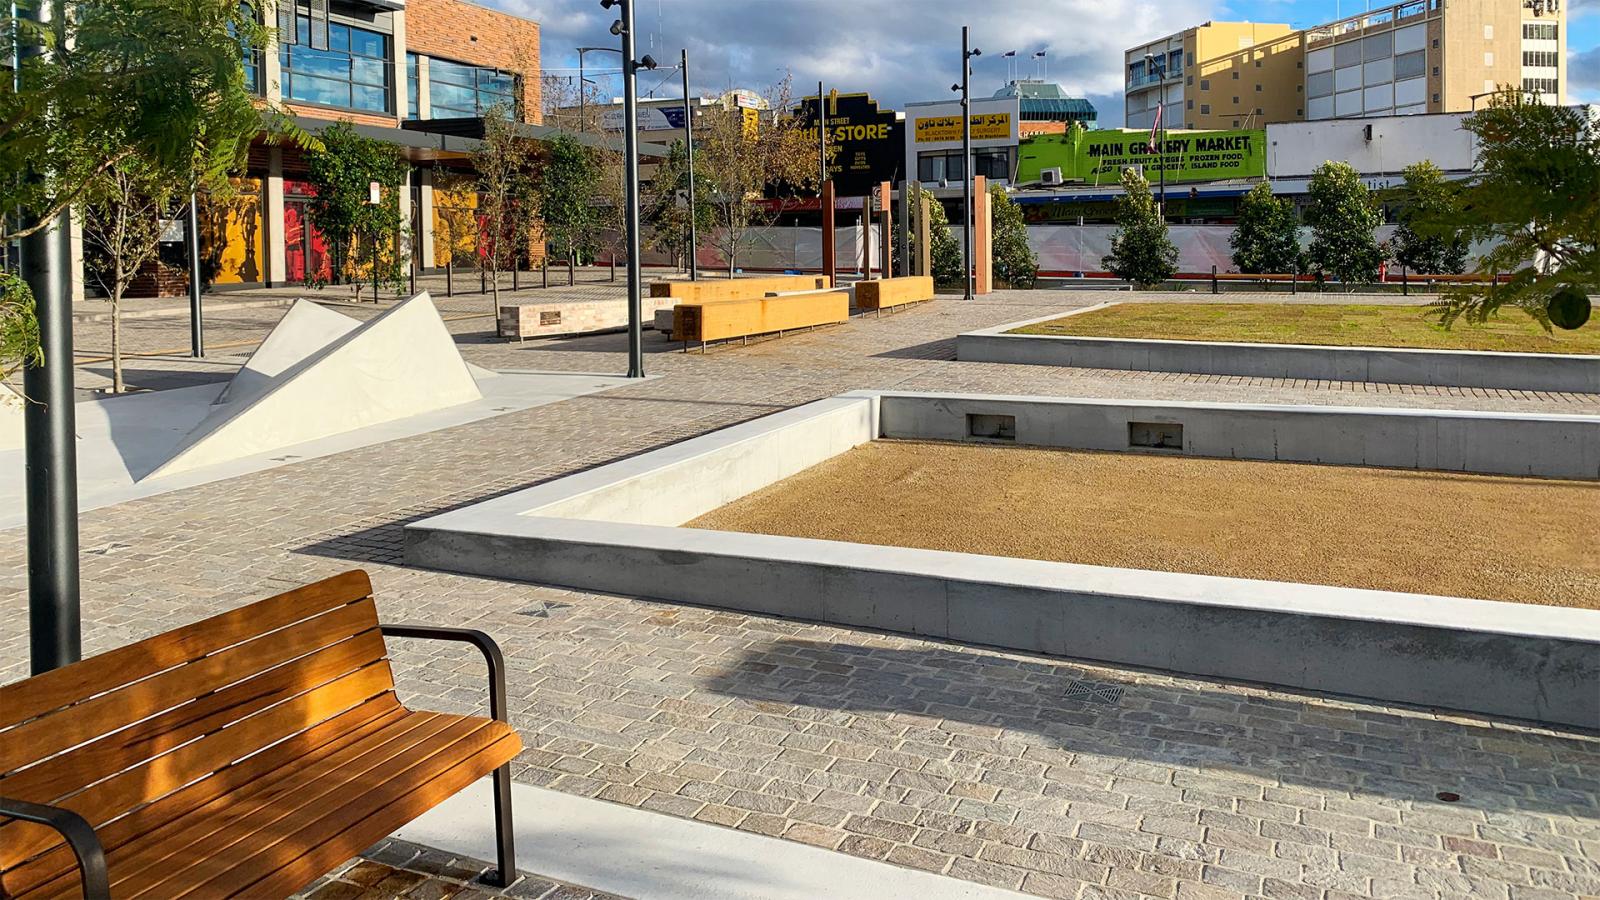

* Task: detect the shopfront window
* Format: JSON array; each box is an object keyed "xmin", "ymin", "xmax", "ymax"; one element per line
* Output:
[
  {"xmin": 428, "ymin": 57, "xmax": 517, "ymax": 119},
  {"xmin": 279, "ymin": 17, "xmax": 391, "ymax": 113}
]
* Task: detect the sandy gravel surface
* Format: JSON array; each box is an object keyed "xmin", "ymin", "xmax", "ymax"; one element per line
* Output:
[{"xmin": 687, "ymin": 440, "xmax": 1600, "ymax": 608}]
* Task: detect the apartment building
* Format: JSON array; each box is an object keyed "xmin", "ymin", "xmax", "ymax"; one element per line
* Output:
[
  {"xmin": 1125, "ymin": 22, "xmax": 1301, "ymax": 131},
  {"xmin": 1124, "ymin": 0, "xmax": 1568, "ymax": 130}
]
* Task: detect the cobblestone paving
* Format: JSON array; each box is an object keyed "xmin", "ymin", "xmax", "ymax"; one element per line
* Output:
[{"xmin": 4, "ymin": 291, "xmax": 1597, "ymax": 899}]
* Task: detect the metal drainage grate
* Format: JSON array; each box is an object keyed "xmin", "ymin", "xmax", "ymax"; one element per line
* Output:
[{"xmin": 1064, "ymin": 680, "xmax": 1125, "ymax": 705}]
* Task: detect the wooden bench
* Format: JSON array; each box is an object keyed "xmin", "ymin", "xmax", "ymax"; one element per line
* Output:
[
  {"xmin": 854, "ymin": 276, "xmax": 935, "ymax": 314},
  {"xmin": 649, "ymin": 274, "xmax": 832, "ymax": 302},
  {"xmin": 672, "ymin": 291, "xmax": 850, "ymax": 350},
  {"xmin": 0, "ymin": 570, "xmax": 521, "ymax": 900}
]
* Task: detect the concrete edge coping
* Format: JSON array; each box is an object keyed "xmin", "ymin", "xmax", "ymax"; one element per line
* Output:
[
  {"xmin": 963, "ymin": 304, "xmax": 1600, "ymax": 362},
  {"xmin": 406, "ymin": 390, "xmax": 1600, "ymax": 645}
]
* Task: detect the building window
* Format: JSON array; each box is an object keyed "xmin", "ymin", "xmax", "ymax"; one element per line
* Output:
[
  {"xmin": 1522, "ymin": 23, "xmax": 1557, "ymax": 40},
  {"xmin": 1168, "ymin": 49, "xmax": 1183, "ymax": 72},
  {"xmin": 916, "ymin": 149, "xmax": 1010, "ymax": 184},
  {"xmin": 1231, "ymin": 119, "xmax": 1240, "ymax": 127},
  {"xmin": 428, "ymin": 57, "xmax": 518, "ymax": 119},
  {"xmin": 1522, "ymin": 50, "xmax": 1558, "ymax": 68},
  {"xmin": 1432, "ymin": 92, "xmax": 1440, "ymax": 102},
  {"xmin": 237, "ymin": 3, "xmax": 262, "ymax": 95},
  {"xmin": 1200, "ymin": 104, "xmax": 1210, "ymax": 114},
  {"xmin": 279, "ymin": 16, "xmax": 391, "ymax": 113},
  {"xmin": 1297, "ymin": 108, "xmax": 1304, "ymax": 116},
  {"xmin": 1186, "ymin": 75, "xmax": 1194, "ymax": 86},
  {"xmin": 1186, "ymin": 99, "xmax": 1194, "ymax": 109},
  {"xmin": 406, "ymin": 53, "xmax": 419, "ymax": 118},
  {"xmin": 1232, "ymin": 96, "xmax": 1239, "ymax": 104},
  {"xmin": 1127, "ymin": 60, "xmax": 1146, "ymax": 85},
  {"xmin": 1255, "ymin": 84, "xmax": 1262, "ymax": 91},
  {"xmin": 1523, "ymin": 77, "xmax": 1558, "ymax": 94},
  {"xmin": 1255, "ymin": 107, "xmax": 1263, "ymax": 115},
  {"xmin": 1232, "ymin": 70, "xmax": 1239, "ymax": 79},
  {"xmin": 1200, "ymin": 79, "xmax": 1210, "ymax": 90},
  {"xmin": 1254, "ymin": 59, "xmax": 1262, "ymax": 68}
]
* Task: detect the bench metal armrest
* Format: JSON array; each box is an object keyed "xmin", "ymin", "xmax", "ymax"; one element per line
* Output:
[
  {"xmin": 0, "ymin": 796, "xmax": 111, "ymax": 900},
  {"xmin": 379, "ymin": 625, "xmax": 509, "ymax": 723}
]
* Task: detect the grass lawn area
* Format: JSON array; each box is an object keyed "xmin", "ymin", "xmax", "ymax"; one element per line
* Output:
[{"xmin": 1010, "ymin": 303, "xmax": 1600, "ymax": 354}]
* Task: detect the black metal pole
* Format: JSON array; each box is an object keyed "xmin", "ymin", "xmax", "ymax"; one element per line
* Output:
[
  {"xmin": 187, "ymin": 195, "xmax": 205, "ymax": 357},
  {"xmin": 683, "ymin": 49, "xmax": 698, "ymax": 282},
  {"xmin": 20, "ymin": 0, "xmax": 81, "ymax": 675},
  {"xmin": 620, "ymin": 0, "xmax": 644, "ymax": 378},
  {"xmin": 961, "ymin": 26, "xmax": 973, "ymax": 301}
]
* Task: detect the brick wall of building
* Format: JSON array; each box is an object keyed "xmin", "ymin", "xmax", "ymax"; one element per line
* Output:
[{"xmin": 406, "ymin": 0, "xmax": 541, "ymax": 123}]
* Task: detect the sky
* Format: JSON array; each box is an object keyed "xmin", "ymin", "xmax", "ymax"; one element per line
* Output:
[{"xmin": 500, "ymin": 0, "xmax": 1600, "ymax": 127}]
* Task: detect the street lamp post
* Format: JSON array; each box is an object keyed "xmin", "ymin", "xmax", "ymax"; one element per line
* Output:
[
  {"xmin": 19, "ymin": 0, "xmax": 81, "ymax": 674},
  {"xmin": 682, "ymin": 48, "xmax": 698, "ymax": 281},
  {"xmin": 601, "ymin": 0, "xmax": 655, "ymax": 378},
  {"xmin": 575, "ymin": 47, "xmax": 620, "ymax": 128},
  {"xmin": 953, "ymin": 28, "xmax": 981, "ymax": 300},
  {"xmin": 1145, "ymin": 52, "xmax": 1168, "ymax": 216}
]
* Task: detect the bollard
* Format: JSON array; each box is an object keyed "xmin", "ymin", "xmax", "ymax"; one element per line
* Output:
[
  {"xmin": 1401, "ymin": 267, "xmax": 1407, "ymax": 296},
  {"xmin": 1211, "ymin": 265, "xmax": 1218, "ymax": 295},
  {"xmin": 445, "ymin": 255, "xmax": 454, "ymax": 297},
  {"xmin": 1291, "ymin": 260, "xmax": 1298, "ymax": 295}
]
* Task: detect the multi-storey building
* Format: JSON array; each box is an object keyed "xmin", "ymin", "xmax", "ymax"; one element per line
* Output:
[
  {"xmin": 1125, "ymin": 22, "xmax": 1300, "ymax": 131},
  {"xmin": 1124, "ymin": 0, "xmax": 1568, "ymax": 130},
  {"xmin": 993, "ymin": 80, "xmax": 1098, "ymax": 136}
]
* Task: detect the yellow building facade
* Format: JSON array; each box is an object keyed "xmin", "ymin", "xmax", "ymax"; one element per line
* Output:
[{"xmin": 1125, "ymin": 0, "xmax": 1568, "ymax": 130}]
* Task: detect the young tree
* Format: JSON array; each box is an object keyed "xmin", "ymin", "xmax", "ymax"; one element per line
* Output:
[
  {"xmin": 1, "ymin": 274, "xmax": 42, "ymax": 389},
  {"xmin": 988, "ymin": 182, "xmax": 1038, "ymax": 288},
  {"xmin": 1304, "ymin": 161, "xmax": 1382, "ymax": 288},
  {"xmin": 473, "ymin": 104, "xmax": 536, "ymax": 307},
  {"xmin": 644, "ymin": 141, "xmax": 712, "ymax": 273},
  {"xmin": 80, "ymin": 162, "xmax": 181, "ymax": 392},
  {"xmin": 1230, "ymin": 182, "xmax": 1302, "ymax": 275},
  {"xmin": 696, "ymin": 78, "xmax": 818, "ymax": 277},
  {"xmin": 1, "ymin": 0, "xmax": 275, "ymax": 244},
  {"xmin": 1102, "ymin": 167, "xmax": 1177, "ymax": 288},
  {"xmin": 303, "ymin": 122, "xmax": 409, "ymax": 295},
  {"xmin": 1430, "ymin": 92, "xmax": 1597, "ymax": 328},
  {"xmin": 1388, "ymin": 161, "xmax": 1467, "ymax": 276},
  {"xmin": 897, "ymin": 184, "xmax": 962, "ymax": 284},
  {"xmin": 539, "ymin": 132, "xmax": 601, "ymax": 286}
]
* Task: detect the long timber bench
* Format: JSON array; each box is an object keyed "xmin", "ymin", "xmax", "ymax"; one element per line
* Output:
[
  {"xmin": 672, "ymin": 290, "xmax": 850, "ymax": 350},
  {"xmin": 649, "ymin": 274, "xmax": 832, "ymax": 302},
  {"xmin": 854, "ymin": 276, "xmax": 935, "ymax": 314},
  {"xmin": 0, "ymin": 570, "xmax": 521, "ymax": 899}
]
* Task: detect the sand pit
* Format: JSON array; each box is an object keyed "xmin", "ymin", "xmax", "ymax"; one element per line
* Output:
[{"xmin": 687, "ymin": 440, "xmax": 1600, "ymax": 608}]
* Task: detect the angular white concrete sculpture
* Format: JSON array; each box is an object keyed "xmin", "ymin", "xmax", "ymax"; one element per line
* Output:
[
  {"xmin": 215, "ymin": 299, "xmax": 360, "ymax": 406},
  {"xmin": 151, "ymin": 292, "xmax": 484, "ymax": 478}
]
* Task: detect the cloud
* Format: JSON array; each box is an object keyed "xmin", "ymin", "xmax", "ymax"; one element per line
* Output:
[
  {"xmin": 493, "ymin": 0, "xmax": 1225, "ymax": 126},
  {"xmin": 1571, "ymin": 45, "xmax": 1600, "ymax": 102}
]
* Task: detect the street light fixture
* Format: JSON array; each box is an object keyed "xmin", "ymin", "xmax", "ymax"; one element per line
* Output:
[
  {"xmin": 602, "ymin": 0, "xmax": 650, "ymax": 377},
  {"xmin": 952, "ymin": 27, "xmax": 981, "ymax": 300},
  {"xmin": 575, "ymin": 46, "xmax": 622, "ymax": 130},
  {"xmin": 1144, "ymin": 52, "xmax": 1168, "ymax": 217}
]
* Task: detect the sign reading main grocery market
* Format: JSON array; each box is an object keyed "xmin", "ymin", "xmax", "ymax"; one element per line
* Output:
[
  {"xmin": 1016, "ymin": 128, "xmax": 1266, "ymax": 184},
  {"xmin": 914, "ymin": 112, "xmax": 1012, "ymax": 143},
  {"xmin": 795, "ymin": 92, "xmax": 906, "ymax": 196}
]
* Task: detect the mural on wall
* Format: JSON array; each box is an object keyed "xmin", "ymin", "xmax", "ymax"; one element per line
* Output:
[{"xmin": 1017, "ymin": 124, "xmax": 1266, "ymax": 185}]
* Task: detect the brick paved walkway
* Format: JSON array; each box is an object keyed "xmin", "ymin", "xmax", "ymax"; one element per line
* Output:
[
  {"xmin": 296, "ymin": 839, "xmax": 626, "ymax": 900},
  {"xmin": 4, "ymin": 290, "xmax": 1597, "ymax": 899}
]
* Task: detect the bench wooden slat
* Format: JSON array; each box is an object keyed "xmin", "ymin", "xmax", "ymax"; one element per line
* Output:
[
  {"xmin": 86, "ymin": 711, "xmax": 466, "ymax": 899},
  {"xmin": 0, "ymin": 571, "xmax": 373, "ymax": 728},
  {"xmin": 0, "ymin": 662, "xmax": 396, "ymax": 869},
  {"xmin": 1, "ymin": 601, "xmax": 382, "ymax": 775},
  {"xmin": 3, "ymin": 702, "xmax": 408, "ymax": 898},
  {"xmin": 237, "ymin": 730, "xmax": 519, "ymax": 900},
  {"xmin": 130, "ymin": 718, "xmax": 515, "ymax": 900},
  {"xmin": 3, "ymin": 630, "xmax": 390, "ymax": 807}
]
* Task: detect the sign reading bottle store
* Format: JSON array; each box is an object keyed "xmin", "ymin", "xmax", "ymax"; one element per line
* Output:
[
  {"xmin": 794, "ymin": 91, "xmax": 907, "ymax": 197},
  {"xmin": 913, "ymin": 111, "xmax": 1013, "ymax": 143}
]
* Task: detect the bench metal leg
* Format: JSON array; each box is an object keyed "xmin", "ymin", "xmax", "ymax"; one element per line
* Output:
[{"xmin": 380, "ymin": 625, "xmax": 518, "ymax": 888}]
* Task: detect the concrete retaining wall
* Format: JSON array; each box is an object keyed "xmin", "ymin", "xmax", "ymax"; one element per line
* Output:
[
  {"xmin": 877, "ymin": 393, "xmax": 1600, "ymax": 480},
  {"xmin": 956, "ymin": 312, "xmax": 1600, "ymax": 394},
  {"xmin": 406, "ymin": 391, "xmax": 1600, "ymax": 729}
]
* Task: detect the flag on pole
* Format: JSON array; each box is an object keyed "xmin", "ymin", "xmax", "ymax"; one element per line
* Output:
[
  {"xmin": 1033, "ymin": 50, "xmax": 1046, "ymax": 58},
  {"xmin": 1003, "ymin": 50, "xmax": 1017, "ymax": 57},
  {"xmin": 1148, "ymin": 103, "xmax": 1163, "ymax": 154}
]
